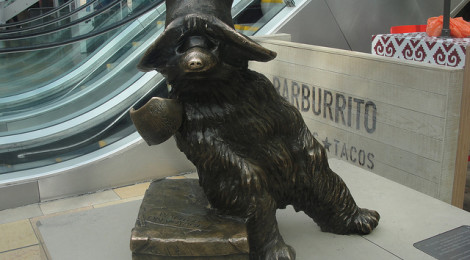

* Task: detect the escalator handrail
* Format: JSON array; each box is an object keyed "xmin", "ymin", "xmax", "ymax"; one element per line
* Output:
[
  {"xmin": 0, "ymin": 4, "xmax": 165, "ymax": 110},
  {"xmin": 0, "ymin": 4, "xmax": 162, "ymax": 54},
  {"xmin": 0, "ymin": 0, "xmax": 100, "ymax": 35},
  {"xmin": 0, "ymin": 0, "xmax": 163, "ymax": 53},
  {"xmin": 0, "ymin": 0, "xmax": 75, "ymax": 29},
  {"xmin": 0, "ymin": 9, "xmax": 166, "ymax": 147},
  {"xmin": 0, "ymin": 71, "xmax": 161, "ymax": 148},
  {"xmin": 0, "ymin": 0, "xmax": 128, "ymax": 40}
]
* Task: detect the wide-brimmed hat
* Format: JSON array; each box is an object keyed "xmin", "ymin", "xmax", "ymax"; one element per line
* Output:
[{"xmin": 137, "ymin": 0, "xmax": 277, "ymax": 71}]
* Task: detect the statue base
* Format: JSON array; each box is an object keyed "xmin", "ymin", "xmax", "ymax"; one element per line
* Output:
[{"xmin": 130, "ymin": 178, "xmax": 250, "ymax": 259}]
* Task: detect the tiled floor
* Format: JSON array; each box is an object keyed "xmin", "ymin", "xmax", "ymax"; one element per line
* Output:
[
  {"xmin": 0, "ymin": 181, "xmax": 153, "ymax": 260},
  {"xmin": 0, "ymin": 168, "xmax": 468, "ymax": 259}
]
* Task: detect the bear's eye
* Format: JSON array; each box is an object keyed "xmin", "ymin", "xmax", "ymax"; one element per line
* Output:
[
  {"xmin": 176, "ymin": 35, "xmax": 218, "ymax": 54},
  {"xmin": 205, "ymin": 34, "xmax": 219, "ymax": 50},
  {"xmin": 175, "ymin": 37, "xmax": 185, "ymax": 55}
]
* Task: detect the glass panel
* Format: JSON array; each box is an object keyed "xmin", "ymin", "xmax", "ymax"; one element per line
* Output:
[
  {"xmin": 0, "ymin": 0, "xmax": 111, "ymax": 38},
  {"xmin": 0, "ymin": 0, "xmax": 80, "ymax": 31},
  {"xmin": 0, "ymin": 0, "xmax": 141, "ymax": 46},
  {"xmin": 233, "ymin": 0, "xmax": 285, "ymax": 36},
  {"xmin": 0, "ymin": 0, "xmax": 287, "ymax": 175},
  {"xmin": 0, "ymin": 4, "xmax": 167, "ymax": 173},
  {"xmin": 0, "ymin": 0, "xmax": 164, "ymax": 98}
]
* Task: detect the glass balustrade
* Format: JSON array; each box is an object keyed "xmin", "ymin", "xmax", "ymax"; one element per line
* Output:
[
  {"xmin": 1, "ymin": 0, "xmax": 83, "ymax": 31},
  {"xmin": 0, "ymin": 0, "xmax": 161, "ymax": 47},
  {"xmin": 0, "ymin": 0, "xmax": 286, "ymax": 175}
]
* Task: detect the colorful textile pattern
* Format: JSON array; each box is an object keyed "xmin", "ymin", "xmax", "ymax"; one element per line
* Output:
[{"xmin": 372, "ymin": 33, "xmax": 470, "ymax": 68}]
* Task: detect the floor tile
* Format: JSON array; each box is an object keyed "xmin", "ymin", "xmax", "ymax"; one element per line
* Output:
[
  {"xmin": 94, "ymin": 196, "xmax": 143, "ymax": 208},
  {"xmin": 0, "ymin": 204, "xmax": 43, "ymax": 225},
  {"xmin": 39, "ymin": 190, "xmax": 120, "ymax": 215},
  {"xmin": 39, "ymin": 243, "xmax": 49, "ymax": 260},
  {"xmin": 0, "ymin": 245, "xmax": 41, "ymax": 260},
  {"xmin": 113, "ymin": 182, "xmax": 150, "ymax": 199},
  {"xmin": 30, "ymin": 206, "xmax": 93, "ymax": 251},
  {"xmin": 330, "ymin": 159, "xmax": 466, "ymax": 260},
  {"xmin": 278, "ymin": 206, "xmax": 400, "ymax": 260},
  {"xmin": 38, "ymin": 200, "xmax": 141, "ymax": 260},
  {"xmin": 0, "ymin": 220, "xmax": 38, "ymax": 253}
]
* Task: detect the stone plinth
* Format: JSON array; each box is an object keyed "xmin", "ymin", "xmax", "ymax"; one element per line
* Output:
[{"xmin": 130, "ymin": 178, "xmax": 249, "ymax": 259}]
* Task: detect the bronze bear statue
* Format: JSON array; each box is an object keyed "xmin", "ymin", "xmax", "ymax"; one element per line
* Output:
[{"xmin": 131, "ymin": 0, "xmax": 379, "ymax": 259}]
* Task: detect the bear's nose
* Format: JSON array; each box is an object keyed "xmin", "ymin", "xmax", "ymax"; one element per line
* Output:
[
  {"xmin": 188, "ymin": 58, "xmax": 204, "ymax": 70},
  {"xmin": 182, "ymin": 47, "xmax": 216, "ymax": 73}
]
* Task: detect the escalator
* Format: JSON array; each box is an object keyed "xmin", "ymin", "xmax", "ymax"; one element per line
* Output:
[
  {"xmin": 1, "ymin": 0, "xmax": 80, "ymax": 30},
  {"xmin": 0, "ymin": 0, "xmax": 167, "ymax": 172},
  {"xmin": 0, "ymin": 0, "xmax": 306, "ymax": 203},
  {"xmin": 0, "ymin": 0, "xmax": 117, "ymax": 41}
]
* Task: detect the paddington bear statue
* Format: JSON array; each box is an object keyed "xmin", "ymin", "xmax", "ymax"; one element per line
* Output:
[{"xmin": 130, "ymin": 0, "xmax": 380, "ymax": 259}]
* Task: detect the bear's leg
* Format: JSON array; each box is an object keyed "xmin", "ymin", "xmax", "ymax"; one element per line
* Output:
[
  {"xmin": 297, "ymin": 167, "xmax": 379, "ymax": 235},
  {"xmin": 188, "ymin": 137, "xmax": 296, "ymax": 259},
  {"xmin": 200, "ymin": 172, "xmax": 295, "ymax": 260},
  {"xmin": 245, "ymin": 192, "xmax": 295, "ymax": 260},
  {"xmin": 293, "ymin": 134, "xmax": 379, "ymax": 235}
]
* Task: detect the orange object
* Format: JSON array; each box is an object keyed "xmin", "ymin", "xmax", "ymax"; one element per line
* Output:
[
  {"xmin": 426, "ymin": 15, "xmax": 470, "ymax": 37},
  {"xmin": 390, "ymin": 25, "xmax": 427, "ymax": 34}
]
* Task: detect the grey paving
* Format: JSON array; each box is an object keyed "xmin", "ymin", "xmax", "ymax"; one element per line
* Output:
[
  {"xmin": 37, "ymin": 200, "xmax": 141, "ymax": 260},
  {"xmin": 37, "ymin": 159, "xmax": 470, "ymax": 260},
  {"xmin": 0, "ymin": 204, "xmax": 43, "ymax": 225},
  {"xmin": 39, "ymin": 189, "xmax": 120, "ymax": 215}
]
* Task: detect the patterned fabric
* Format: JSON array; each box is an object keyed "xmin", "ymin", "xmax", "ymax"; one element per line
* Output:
[{"xmin": 372, "ymin": 33, "xmax": 470, "ymax": 68}]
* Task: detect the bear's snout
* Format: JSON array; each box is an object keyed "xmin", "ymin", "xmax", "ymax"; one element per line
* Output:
[
  {"xmin": 176, "ymin": 35, "xmax": 219, "ymax": 74},
  {"xmin": 181, "ymin": 47, "xmax": 217, "ymax": 73},
  {"xmin": 188, "ymin": 57, "xmax": 203, "ymax": 70}
]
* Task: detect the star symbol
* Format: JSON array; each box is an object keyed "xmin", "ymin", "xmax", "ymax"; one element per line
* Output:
[{"xmin": 322, "ymin": 137, "xmax": 331, "ymax": 152}]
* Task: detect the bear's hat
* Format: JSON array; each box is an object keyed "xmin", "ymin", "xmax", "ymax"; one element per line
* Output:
[{"xmin": 137, "ymin": 0, "xmax": 277, "ymax": 71}]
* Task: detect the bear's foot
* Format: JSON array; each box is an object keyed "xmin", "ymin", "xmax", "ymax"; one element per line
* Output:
[
  {"xmin": 350, "ymin": 208, "xmax": 380, "ymax": 234},
  {"xmin": 320, "ymin": 207, "xmax": 380, "ymax": 235},
  {"xmin": 259, "ymin": 239, "xmax": 296, "ymax": 260}
]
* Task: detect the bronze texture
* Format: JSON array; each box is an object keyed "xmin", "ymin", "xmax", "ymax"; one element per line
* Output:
[
  {"xmin": 130, "ymin": 97, "xmax": 183, "ymax": 145},
  {"xmin": 131, "ymin": 0, "xmax": 380, "ymax": 259},
  {"xmin": 131, "ymin": 179, "xmax": 249, "ymax": 259}
]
